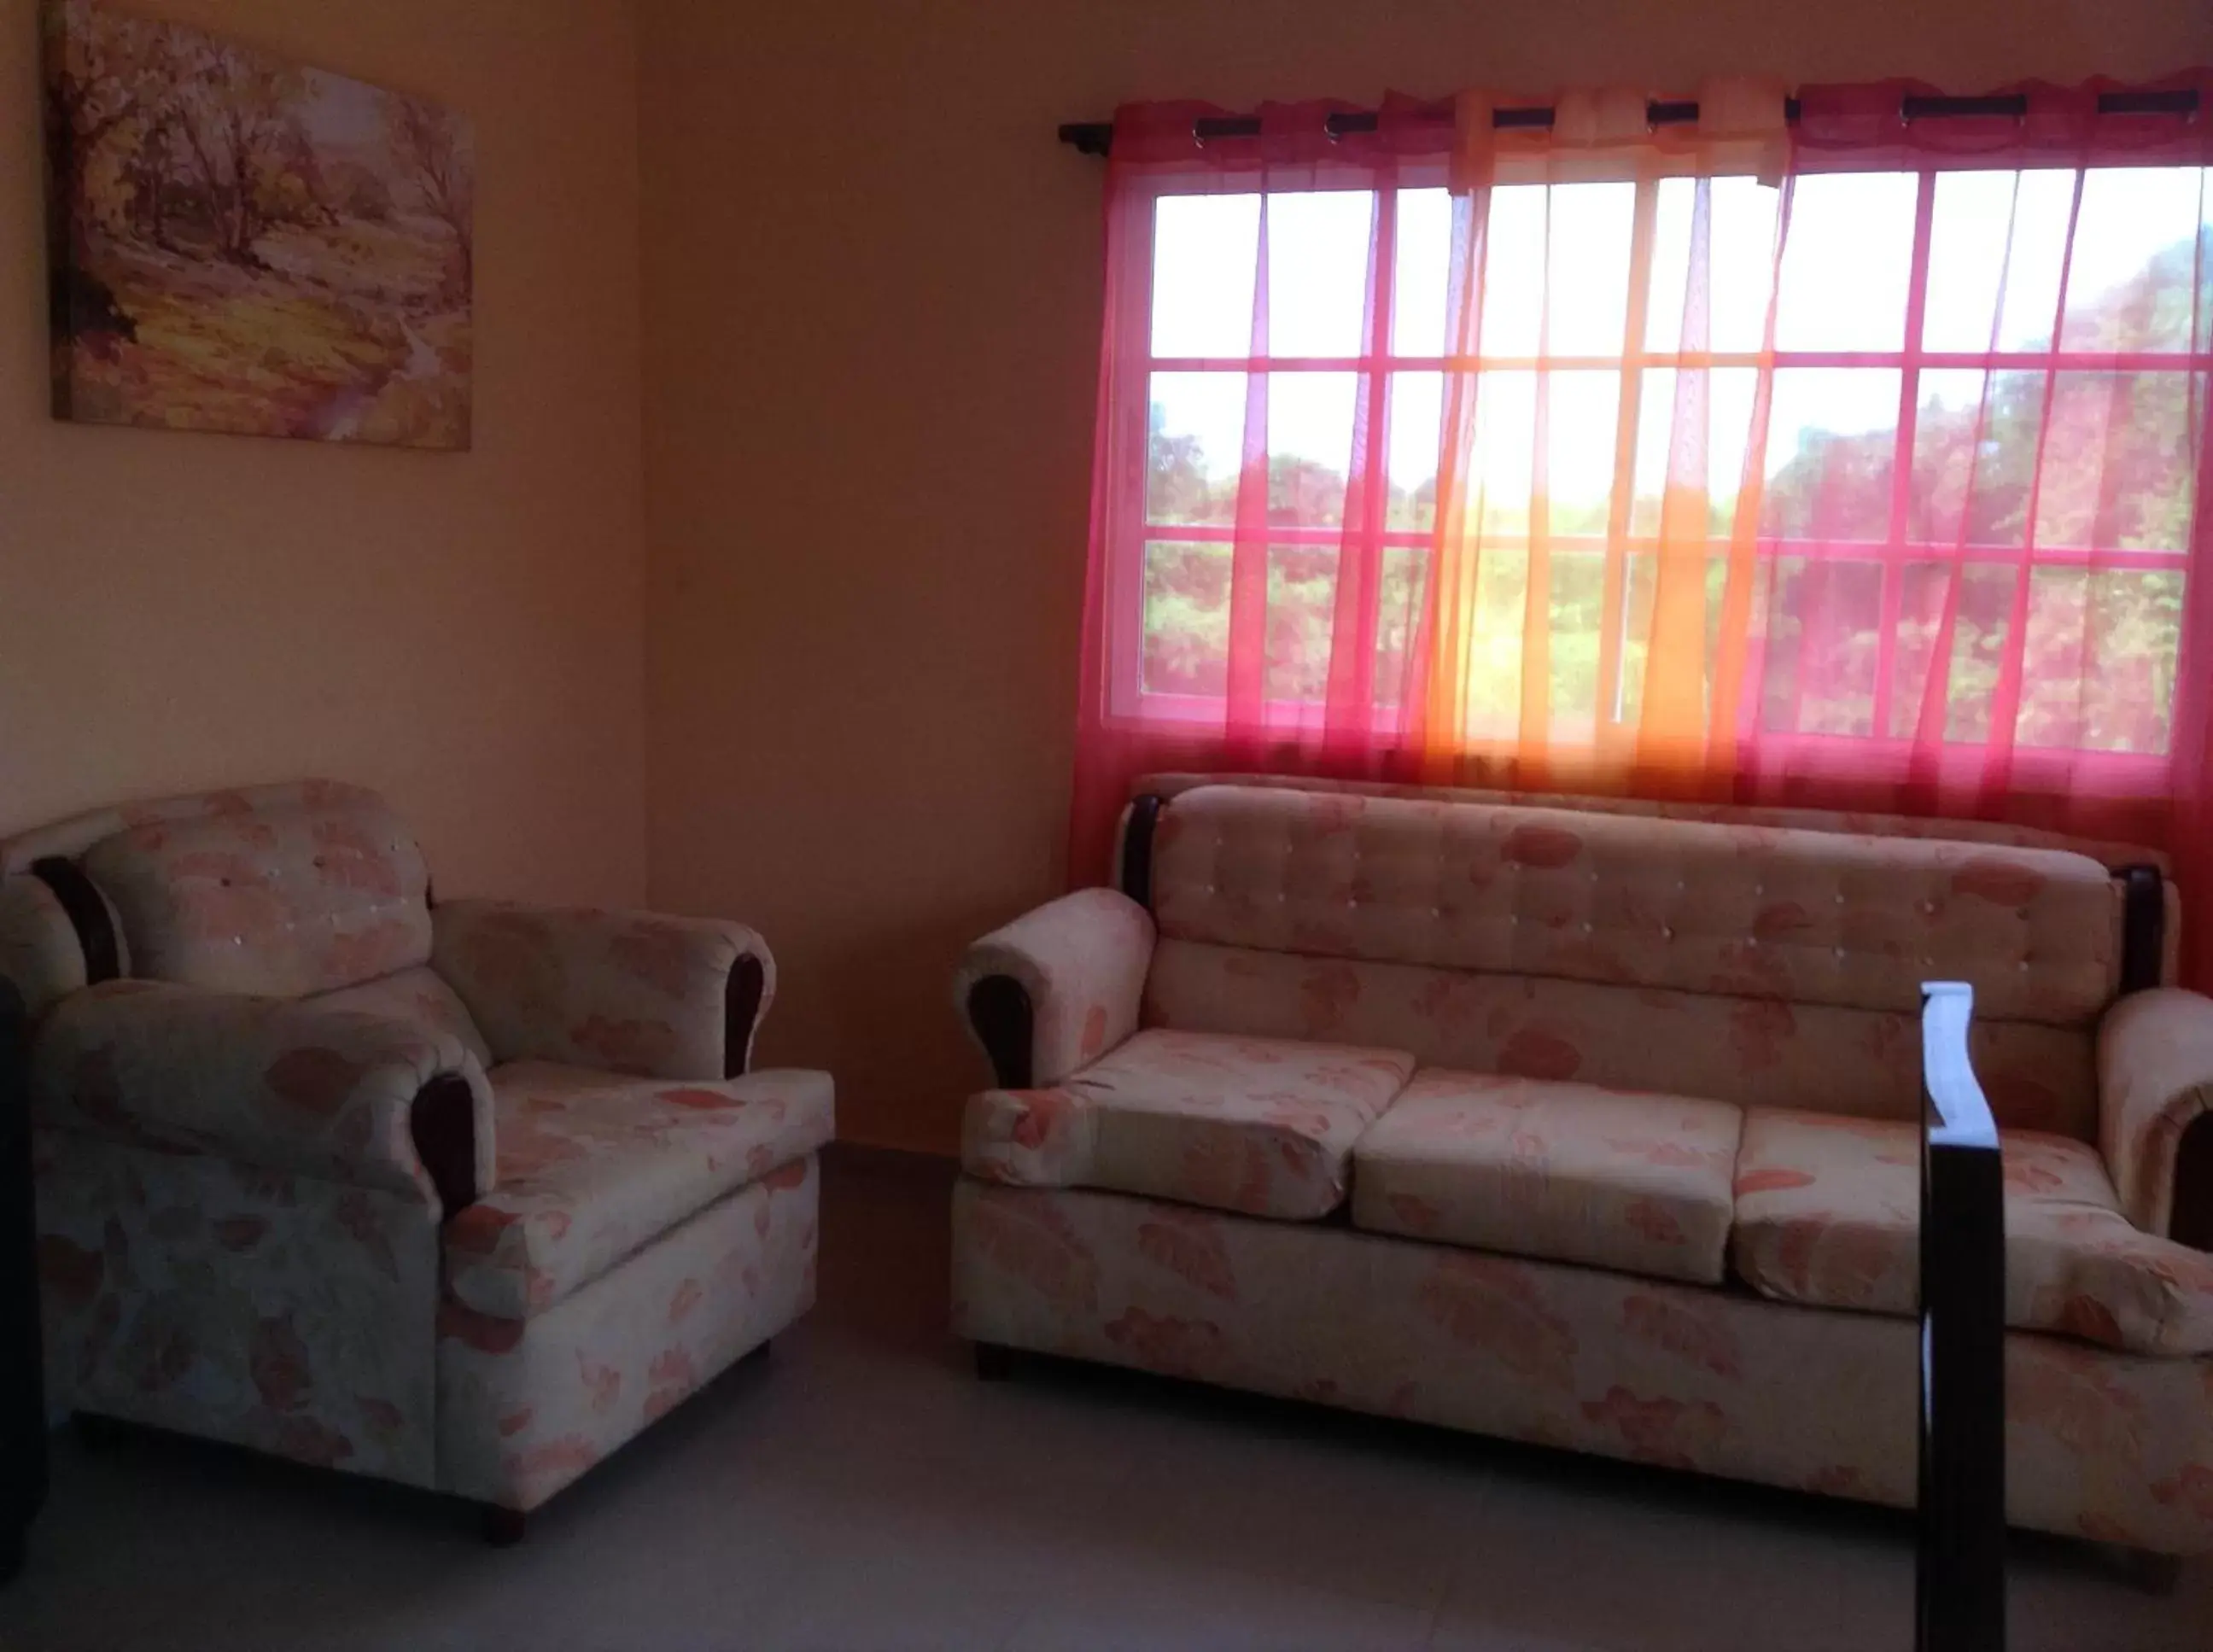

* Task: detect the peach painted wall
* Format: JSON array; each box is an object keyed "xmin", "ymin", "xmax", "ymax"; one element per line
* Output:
[
  {"xmin": 637, "ymin": 0, "xmax": 2213, "ymax": 1155},
  {"xmin": 0, "ymin": 0, "xmax": 648, "ymax": 907}
]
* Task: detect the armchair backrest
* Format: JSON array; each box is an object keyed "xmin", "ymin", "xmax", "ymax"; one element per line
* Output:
[{"xmin": 2, "ymin": 781, "xmax": 432, "ymax": 1000}]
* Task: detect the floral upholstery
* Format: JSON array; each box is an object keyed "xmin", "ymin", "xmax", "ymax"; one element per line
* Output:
[
  {"xmin": 955, "ymin": 1180, "xmax": 2213, "ymax": 1556},
  {"xmin": 433, "ymin": 900, "xmax": 774, "ymax": 1081},
  {"xmin": 954, "ymin": 776, "xmax": 2213, "ymax": 1556},
  {"xmin": 446, "ymin": 1063, "xmax": 834, "ymax": 1317},
  {"xmin": 79, "ymin": 791, "xmax": 433, "ymax": 998},
  {"xmin": 0, "ymin": 779, "xmax": 385, "ymax": 876},
  {"xmin": 1149, "ymin": 786, "xmax": 2120, "ymax": 1027},
  {"xmin": 311, "ymin": 965, "xmax": 495, "ymax": 1071},
  {"xmin": 441, "ymin": 1155, "xmax": 819, "ymax": 1511},
  {"xmin": 964, "ymin": 1030, "xmax": 1415, "ymax": 1220},
  {"xmin": 1144, "ymin": 940, "xmax": 2100, "ymax": 1137},
  {"xmin": 37, "ymin": 1130, "xmax": 443, "ymax": 1487},
  {"xmin": 1136, "ymin": 771, "xmax": 2174, "ymax": 882},
  {"xmin": 7, "ymin": 780, "xmax": 826, "ymax": 1519},
  {"xmin": 955, "ymin": 889, "xmax": 1157, "ymax": 1086},
  {"xmin": 32, "ymin": 978, "xmax": 496, "ymax": 1210},
  {"xmin": 1352, "ymin": 1072, "xmax": 1743, "ymax": 1285},
  {"xmin": 2099, "ymin": 989, "xmax": 2213, "ymax": 1238},
  {"xmin": 1731, "ymin": 1109, "xmax": 2213, "ymax": 1357}
]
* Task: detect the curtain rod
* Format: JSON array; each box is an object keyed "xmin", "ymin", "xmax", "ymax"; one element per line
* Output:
[{"xmin": 1057, "ymin": 88, "xmax": 2200, "ymax": 157}]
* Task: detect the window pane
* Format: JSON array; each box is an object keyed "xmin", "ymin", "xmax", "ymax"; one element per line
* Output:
[
  {"xmin": 1265, "ymin": 191, "xmax": 1375, "ymax": 358},
  {"xmin": 1268, "ymin": 543, "xmax": 1339, "ymax": 703},
  {"xmin": 1476, "ymin": 184, "xmax": 1637, "ymax": 357},
  {"xmin": 2061, "ymin": 168, "xmax": 2212, "ymax": 353},
  {"xmin": 2013, "ymin": 568, "xmax": 2181, "ymax": 753},
  {"xmin": 1889, "ymin": 563, "xmax": 2018, "ymax": 743},
  {"xmin": 1142, "ymin": 540, "xmax": 1229, "ymax": 696},
  {"xmin": 1923, "ymin": 169, "xmax": 2076, "ymax": 353},
  {"xmin": 1457, "ymin": 370, "xmax": 1619, "ymax": 537},
  {"xmin": 1458, "ymin": 543, "xmax": 1531, "ymax": 738},
  {"xmin": 1480, "ymin": 186, "xmax": 1549, "ymax": 355},
  {"xmin": 1773, "ymin": 172, "xmax": 1918, "ymax": 351},
  {"xmin": 2031, "ymin": 371, "xmax": 2200, "ymax": 552},
  {"xmin": 1374, "ymin": 544, "xmax": 1428, "ymax": 708},
  {"xmin": 1268, "ymin": 373, "xmax": 1356, "ymax": 524},
  {"xmin": 1547, "ymin": 548, "xmax": 1608, "ymax": 734},
  {"xmin": 1757, "ymin": 557, "xmax": 1885, "ymax": 737},
  {"xmin": 1393, "ymin": 189, "xmax": 1452, "ymax": 357},
  {"xmin": 1761, "ymin": 369, "xmax": 1903, "ymax": 542},
  {"xmin": 1546, "ymin": 182, "xmax": 1636, "ymax": 356},
  {"xmin": 2080, "ymin": 569, "xmax": 2182, "ymax": 754},
  {"xmin": 1147, "ymin": 372, "xmax": 1244, "ymax": 525},
  {"xmin": 1151, "ymin": 195, "xmax": 1258, "ymax": 357},
  {"xmin": 1631, "ymin": 367, "xmax": 1760, "ymax": 535},
  {"xmin": 1908, "ymin": 369, "xmax": 2043, "ymax": 547},
  {"xmin": 1387, "ymin": 371, "xmax": 1442, "ymax": 530},
  {"xmin": 1646, "ymin": 176, "xmax": 1782, "ymax": 356}
]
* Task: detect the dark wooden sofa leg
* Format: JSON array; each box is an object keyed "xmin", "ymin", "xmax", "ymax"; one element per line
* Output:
[
  {"xmin": 743, "ymin": 1337, "xmax": 772, "ymax": 1365},
  {"xmin": 973, "ymin": 1341, "xmax": 1016, "ymax": 1382},
  {"xmin": 480, "ymin": 1505, "xmax": 527, "ymax": 1548}
]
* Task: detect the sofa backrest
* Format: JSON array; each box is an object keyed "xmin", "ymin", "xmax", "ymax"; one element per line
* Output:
[
  {"xmin": 1138, "ymin": 783, "xmax": 2133, "ymax": 1139},
  {"xmin": 11, "ymin": 782, "xmax": 434, "ymax": 1000}
]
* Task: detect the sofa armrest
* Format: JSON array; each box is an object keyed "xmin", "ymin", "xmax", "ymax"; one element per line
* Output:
[
  {"xmin": 954, "ymin": 890, "xmax": 1156, "ymax": 1089},
  {"xmin": 30, "ymin": 980, "xmax": 492, "ymax": 1217},
  {"xmin": 2099, "ymin": 988, "xmax": 2213, "ymax": 1246},
  {"xmin": 431, "ymin": 900, "xmax": 774, "ymax": 1081},
  {"xmin": 0, "ymin": 872, "xmax": 120, "ymax": 1023}
]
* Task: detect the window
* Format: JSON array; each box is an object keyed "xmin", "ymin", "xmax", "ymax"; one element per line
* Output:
[{"xmin": 1119, "ymin": 163, "xmax": 2210, "ymax": 764}]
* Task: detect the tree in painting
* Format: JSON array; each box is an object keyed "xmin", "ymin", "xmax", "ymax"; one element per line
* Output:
[{"xmin": 42, "ymin": 0, "xmax": 474, "ymax": 448}]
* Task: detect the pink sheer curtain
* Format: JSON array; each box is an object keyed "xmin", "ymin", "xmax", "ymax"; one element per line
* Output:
[
  {"xmin": 1066, "ymin": 98, "xmax": 1448, "ymax": 882},
  {"xmin": 1752, "ymin": 76, "xmax": 2213, "ymax": 978},
  {"xmin": 1067, "ymin": 77, "xmax": 2213, "ymax": 979}
]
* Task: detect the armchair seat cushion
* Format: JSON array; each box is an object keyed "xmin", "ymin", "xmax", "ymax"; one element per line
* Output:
[
  {"xmin": 966, "ymin": 1030, "xmax": 1415, "ymax": 1221},
  {"xmin": 1351, "ymin": 1072, "xmax": 1743, "ymax": 1284},
  {"xmin": 1731, "ymin": 1109, "xmax": 2213, "ymax": 1357},
  {"xmin": 445, "ymin": 1062, "xmax": 833, "ymax": 1318}
]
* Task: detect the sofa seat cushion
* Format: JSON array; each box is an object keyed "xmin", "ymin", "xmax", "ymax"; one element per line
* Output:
[
  {"xmin": 444, "ymin": 1061, "xmax": 834, "ymax": 1318},
  {"xmin": 965, "ymin": 1030, "xmax": 1416, "ymax": 1220},
  {"xmin": 1351, "ymin": 1071, "xmax": 1743, "ymax": 1284},
  {"xmin": 1731, "ymin": 1109, "xmax": 2213, "ymax": 1357}
]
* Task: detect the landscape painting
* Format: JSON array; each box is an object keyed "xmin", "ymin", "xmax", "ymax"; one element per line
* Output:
[{"xmin": 42, "ymin": 0, "xmax": 474, "ymax": 449}]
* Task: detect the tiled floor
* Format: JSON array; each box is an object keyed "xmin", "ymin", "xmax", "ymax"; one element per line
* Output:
[{"xmin": 4, "ymin": 1147, "xmax": 2207, "ymax": 1650}]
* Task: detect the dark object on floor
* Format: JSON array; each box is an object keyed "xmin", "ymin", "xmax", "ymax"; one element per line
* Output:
[
  {"xmin": 973, "ymin": 1341, "xmax": 1016, "ymax": 1382},
  {"xmin": 479, "ymin": 1506, "xmax": 527, "ymax": 1548},
  {"xmin": 1915, "ymin": 983, "xmax": 2006, "ymax": 1651},
  {"xmin": 0, "ymin": 980, "xmax": 41, "ymax": 1587}
]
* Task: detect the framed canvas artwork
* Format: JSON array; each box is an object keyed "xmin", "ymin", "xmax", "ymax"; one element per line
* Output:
[{"xmin": 41, "ymin": 0, "xmax": 474, "ymax": 450}]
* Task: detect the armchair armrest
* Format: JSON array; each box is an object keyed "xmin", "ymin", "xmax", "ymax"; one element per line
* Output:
[
  {"xmin": 30, "ymin": 980, "xmax": 492, "ymax": 1217},
  {"xmin": 954, "ymin": 889, "xmax": 1155, "ymax": 1089},
  {"xmin": 2099, "ymin": 988, "xmax": 2213, "ymax": 1245},
  {"xmin": 432, "ymin": 900, "xmax": 775, "ymax": 1081}
]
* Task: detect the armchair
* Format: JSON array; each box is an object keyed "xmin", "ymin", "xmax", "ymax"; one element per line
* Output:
[{"xmin": 3, "ymin": 782, "xmax": 830, "ymax": 1543}]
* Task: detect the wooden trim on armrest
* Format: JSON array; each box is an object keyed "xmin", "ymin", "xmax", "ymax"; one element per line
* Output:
[
  {"xmin": 966, "ymin": 977, "xmax": 1034, "ymax": 1090},
  {"xmin": 1120, "ymin": 795, "xmax": 1164, "ymax": 910},
  {"xmin": 724, "ymin": 954, "xmax": 765, "ymax": 1079},
  {"xmin": 2117, "ymin": 865, "xmax": 2166, "ymax": 996},
  {"xmin": 29, "ymin": 856, "xmax": 120, "ymax": 985},
  {"xmin": 410, "ymin": 1075, "xmax": 480, "ymax": 1220},
  {"xmin": 2174, "ymin": 1114, "xmax": 2213, "ymax": 1252}
]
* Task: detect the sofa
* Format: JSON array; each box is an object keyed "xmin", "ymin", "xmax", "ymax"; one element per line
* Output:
[
  {"xmin": 950, "ymin": 777, "xmax": 2213, "ymax": 1559},
  {"xmin": 0, "ymin": 781, "xmax": 830, "ymax": 1541}
]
